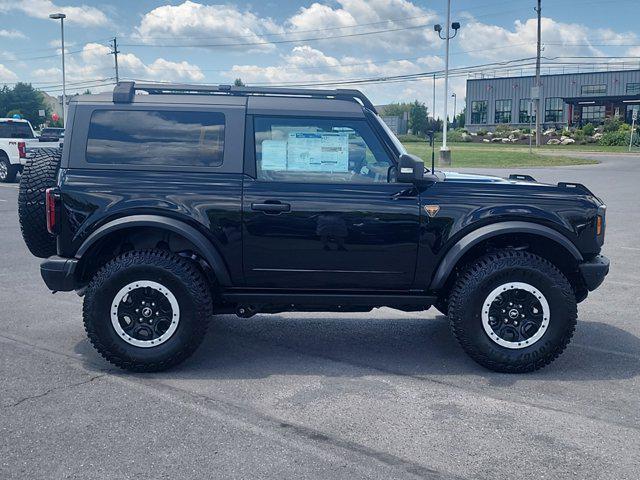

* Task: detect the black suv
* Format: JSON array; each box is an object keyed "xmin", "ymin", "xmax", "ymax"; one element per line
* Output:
[{"xmin": 19, "ymin": 81, "xmax": 609, "ymax": 373}]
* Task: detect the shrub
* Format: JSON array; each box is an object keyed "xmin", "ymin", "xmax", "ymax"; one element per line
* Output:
[
  {"xmin": 572, "ymin": 129, "xmax": 587, "ymax": 144},
  {"xmin": 477, "ymin": 129, "xmax": 488, "ymax": 136},
  {"xmin": 598, "ymin": 131, "xmax": 630, "ymax": 146},
  {"xmin": 582, "ymin": 123, "xmax": 595, "ymax": 136},
  {"xmin": 522, "ymin": 127, "xmax": 531, "ymax": 134},
  {"xmin": 603, "ymin": 118, "xmax": 622, "ymax": 133},
  {"xmin": 447, "ymin": 129, "xmax": 472, "ymax": 142},
  {"xmin": 494, "ymin": 124, "xmax": 512, "ymax": 135},
  {"xmin": 397, "ymin": 134, "xmax": 425, "ymax": 142}
]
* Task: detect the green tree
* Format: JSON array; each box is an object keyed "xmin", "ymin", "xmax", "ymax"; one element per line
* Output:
[
  {"xmin": 409, "ymin": 100, "xmax": 429, "ymax": 136},
  {"xmin": 234, "ymin": 78, "xmax": 245, "ymax": 87},
  {"xmin": 0, "ymin": 83, "xmax": 49, "ymax": 125},
  {"xmin": 380, "ymin": 102, "xmax": 411, "ymax": 117}
]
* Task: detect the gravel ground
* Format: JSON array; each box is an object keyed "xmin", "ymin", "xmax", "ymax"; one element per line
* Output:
[{"xmin": 0, "ymin": 153, "xmax": 638, "ymax": 480}]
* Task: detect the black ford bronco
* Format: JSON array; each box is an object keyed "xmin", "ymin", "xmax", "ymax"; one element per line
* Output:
[{"xmin": 18, "ymin": 81, "xmax": 609, "ymax": 373}]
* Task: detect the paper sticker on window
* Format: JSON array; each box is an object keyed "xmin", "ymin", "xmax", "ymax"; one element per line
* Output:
[
  {"xmin": 261, "ymin": 140, "xmax": 287, "ymax": 170},
  {"xmin": 287, "ymin": 132, "xmax": 349, "ymax": 172}
]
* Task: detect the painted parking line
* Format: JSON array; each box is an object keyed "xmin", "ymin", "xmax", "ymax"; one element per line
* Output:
[{"xmin": 0, "ymin": 184, "xmax": 18, "ymax": 189}]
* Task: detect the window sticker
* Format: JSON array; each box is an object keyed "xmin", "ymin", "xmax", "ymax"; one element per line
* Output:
[
  {"xmin": 261, "ymin": 140, "xmax": 288, "ymax": 171},
  {"xmin": 286, "ymin": 132, "xmax": 349, "ymax": 172}
]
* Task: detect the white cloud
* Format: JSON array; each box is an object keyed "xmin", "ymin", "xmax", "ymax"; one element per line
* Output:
[
  {"xmin": 457, "ymin": 16, "xmax": 640, "ymax": 62},
  {"xmin": 0, "ymin": 0, "xmax": 108, "ymax": 27},
  {"xmin": 38, "ymin": 43, "xmax": 205, "ymax": 86},
  {"xmin": 0, "ymin": 29, "xmax": 26, "ymax": 39},
  {"xmin": 0, "ymin": 63, "xmax": 18, "ymax": 82},
  {"xmin": 134, "ymin": 1, "xmax": 282, "ymax": 51},
  {"xmin": 286, "ymin": 0, "xmax": 439, "ymax": 52}
]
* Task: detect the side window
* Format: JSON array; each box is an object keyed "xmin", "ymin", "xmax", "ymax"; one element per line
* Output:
[
  {"xmin": 254, "ymin": 116, "xmax": 394, "ymax": 184},
  {"xmin": 86, "ymin": 109, "xmax": 224, "ymax": 167}
]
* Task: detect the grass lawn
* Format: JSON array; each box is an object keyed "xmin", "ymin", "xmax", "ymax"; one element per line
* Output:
[{"xmin": 403, "ymin": 142, "xmax": 600, "ymax": 168}]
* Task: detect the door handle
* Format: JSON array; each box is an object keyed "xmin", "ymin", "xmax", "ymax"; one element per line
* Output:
[{"xmin": 251, "ymin": 201, "xmax": 291, "ymax": 213}]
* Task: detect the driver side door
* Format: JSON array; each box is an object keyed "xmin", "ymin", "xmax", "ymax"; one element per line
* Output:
[{"xmin": 241, "ymin": 115, "xmax": 421, "ymax": 290}]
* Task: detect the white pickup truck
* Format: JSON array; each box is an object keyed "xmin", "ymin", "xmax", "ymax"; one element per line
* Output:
[{"xmin": 0, "ymin": 118, "xmax": 60, "ymax": 182}]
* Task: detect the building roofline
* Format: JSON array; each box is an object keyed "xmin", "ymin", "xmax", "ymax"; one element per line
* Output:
[{"xmin": 467, "ymin": 68, "xmax": 640, "ymax": 83}]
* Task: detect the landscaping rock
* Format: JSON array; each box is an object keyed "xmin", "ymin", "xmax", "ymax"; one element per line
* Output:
[
  {"xmin": 483, "ymin": 138, "xmax": 490, "ymax": 143},
  {"xmin": 547, "ymin": 138, "xmax": 561, "ymax": 145},
  {"xmin": 501, "ymin": 138, "xmax": 510, "ymax": 143},
  {"xmin": 543, "ymin": 128, "xmax": 557, "ymax": 136},
  {"xmin": 491, "ymin": 137, "xmax": 502, "ymax": 142},
  {"xmin": 561, "ymin": 138, "xmax": 575, "ymax": 145}
]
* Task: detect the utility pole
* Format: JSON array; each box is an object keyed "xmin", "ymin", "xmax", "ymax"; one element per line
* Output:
[
  {"xmin": 49, "ymin": 13, "xmax": 66, "ymax": 127},
  {"xmin": 434, "ymin": 2, "xmax": 460, "ymax": 166},
  {"xmin": 110, "ymin": 37, "xmax": 120, "ymax": 83},
  {"xmin": 432, "ymin": 73, "xmax": 436, "ymax": 123},
  {"xmin": 534, "ymin": 0, "xmax": 542, "ymax": 147}
]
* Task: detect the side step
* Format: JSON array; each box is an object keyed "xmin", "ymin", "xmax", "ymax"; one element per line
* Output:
[{"xmin": 220, "ymin": 291, "xmax": 436, "ymax": 316}]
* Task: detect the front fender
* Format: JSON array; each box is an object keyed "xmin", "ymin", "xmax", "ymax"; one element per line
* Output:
[{"xmin": 428, "ymin": 221, "xmax": 583, "ymax": 290}]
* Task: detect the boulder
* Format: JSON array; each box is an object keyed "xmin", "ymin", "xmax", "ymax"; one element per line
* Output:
[
  {"xmin": 501, "ymin": 138, "xmax": 510, "ymax": 143},
  {"xmin": 482, "ymin": 138, "xmax": 490, "ymax": 143},
  {"xmin": 561, "ymin": 138, "xmax": 575, "ymax": 145},
  {"xmin": 593, "ymin": 132, "xmax": 603, "ymax": 140},
  {"xmin": 543, "ymin": 128, "xmax": 556, "ymax": 136},
  {"xmin": 547, "ymin": 138, "xmax": 561, "ymax": 145},
  {"xmin": 491, "ymin": 137, "xmax": 502, "ymax": 142}
]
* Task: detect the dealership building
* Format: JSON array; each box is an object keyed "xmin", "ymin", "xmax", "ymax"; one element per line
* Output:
[{"xmin": 464, "ymin": 69, "xmax": 640, "ymax": 132}]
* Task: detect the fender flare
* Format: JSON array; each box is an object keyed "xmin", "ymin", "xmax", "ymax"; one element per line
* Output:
[
  {"xmin": 75, "ymin": 214, "xmax": 232, "ymax": 286},
  {"xmin": 429, "ymin": 221, "xmax": 583, "ymax": 290}
]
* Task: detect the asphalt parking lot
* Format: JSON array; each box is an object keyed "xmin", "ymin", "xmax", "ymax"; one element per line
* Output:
[{"xmin": 1, "ymin": 153, "xmax": 639, "ymax": 480}]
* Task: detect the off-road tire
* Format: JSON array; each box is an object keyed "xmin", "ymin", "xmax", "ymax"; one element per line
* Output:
[
  {"xmin": 0, "ymin": 153, "xmax": 18, "ymax": 183},
  {"xmin": 18, "ymin": 148, "xmax": 61, "ymax": 258},
  {"xmin": 83, "ymin": 250, "xmax": 213, "ymax": 372},
  {"xmin": 448, "ymin": 250, "xmax": 577, "ymax": 373}
]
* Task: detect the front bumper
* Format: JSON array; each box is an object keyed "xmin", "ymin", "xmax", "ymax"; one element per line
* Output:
[
  {"xmin": 40, "ymin": 256, "xmax": 78, "ymax": 292},
  {"xmin": 579, "ymin": 254, "xmax": 610, "ymax": 291}
]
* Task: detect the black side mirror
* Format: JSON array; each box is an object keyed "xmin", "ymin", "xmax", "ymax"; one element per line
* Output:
[{"xmin": 397, "ymin": 154, "xmax": 424, "ymax": 183}]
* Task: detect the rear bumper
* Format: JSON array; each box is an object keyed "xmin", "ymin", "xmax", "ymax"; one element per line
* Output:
[
  {"xmin": 40, "ymin": 256, "xmax": 78, "ymax": 292},
  {"xmin": 579, "ymin": 255, "xmax": 610, "ymax": 291}
]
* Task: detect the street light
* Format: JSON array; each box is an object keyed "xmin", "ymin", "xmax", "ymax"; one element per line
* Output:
[
  {"xmin": 49, "ymin": 13, "xmax": 66, "ymax": 127},
  {"xmin": 451, "ymin": 93, "xmax": 457, "ymax": 128},
  {"xmin": 434, "ymin": 1, "xmax": 460, "ymax": 166}
]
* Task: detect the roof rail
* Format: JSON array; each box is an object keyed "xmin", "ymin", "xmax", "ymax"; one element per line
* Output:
[{"xmin": 112, "ymin": 81, "xmax": 377, "ymax": 113}]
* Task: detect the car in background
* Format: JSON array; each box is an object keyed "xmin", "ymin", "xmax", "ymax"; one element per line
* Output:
[
  {"xmin": 0, "ymin": 117, "xmax": 38, "ymax": 182},
  {"xmin": 38, "ymin": 127, "xmax": 64, "ymax": 142}
]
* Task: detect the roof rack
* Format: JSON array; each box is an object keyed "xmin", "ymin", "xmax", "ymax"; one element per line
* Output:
[{"xmin": 112, "ymin": 81, "xmax": 377, "ymax": 113}]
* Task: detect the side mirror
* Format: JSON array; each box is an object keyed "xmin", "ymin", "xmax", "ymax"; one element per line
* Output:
[{"xmin": 397, "ymin": 154, "xmax": 424, "ymax": 183}]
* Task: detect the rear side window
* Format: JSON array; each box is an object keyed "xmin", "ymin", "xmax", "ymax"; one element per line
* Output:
[
  {"xmin": 86, "ymin": 110, "xmax": 224, "ymax": 166},
  {"xmin": 0, "ymin": 121, "xmax": 34, "ymax": 139}
]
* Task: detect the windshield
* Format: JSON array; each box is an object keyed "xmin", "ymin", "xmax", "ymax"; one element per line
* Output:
[{"xmin": 373, "ymin": 113, "xmax": 407, "ymax": 155}]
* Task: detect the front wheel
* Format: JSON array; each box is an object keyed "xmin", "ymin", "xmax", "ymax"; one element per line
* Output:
[
  {"xmin": 83, "ymin": 250, "xmax": 213, "ymax": 372},
  {"xmin": 448, "ymin": 250, "xmax": 577, "ymax": 373}
]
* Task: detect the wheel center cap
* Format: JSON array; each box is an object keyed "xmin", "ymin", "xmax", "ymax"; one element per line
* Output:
[
  {"xmin": 508, "ymin": 308, "xmax": 519, "ymax": 319},
  {"xmin": 141, "ymin": 307, "xmax": 153, "ymax": 318}
]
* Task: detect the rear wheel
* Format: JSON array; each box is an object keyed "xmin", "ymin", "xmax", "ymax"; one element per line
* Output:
[
  {"xmin": 448, "ymin": 250, "xmax": 577, "ymax": 373},
  {"xmin": 18, "ymin": 148, "xmax": 61, "ymax": 258},
  {"xmin": 83, "ymin": 250, "xmax": 213, "ymax": 372},
  {"xmin": 0, "ymin": 154, "xmax": 18, "ymax": 183}
]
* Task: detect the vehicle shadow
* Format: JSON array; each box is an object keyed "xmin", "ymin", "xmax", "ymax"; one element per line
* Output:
[{"xmin": 75, "ymin": 311, "xmax": 640, "ymax": 382}]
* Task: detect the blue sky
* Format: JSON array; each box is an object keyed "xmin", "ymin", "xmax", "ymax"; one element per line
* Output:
[{"xmin": 1, "ymin": 0, "xmax": 638, "ymax": 114}]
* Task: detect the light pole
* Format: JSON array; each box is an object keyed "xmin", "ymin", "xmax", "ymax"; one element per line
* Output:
[
  {"xmin": 434, "ymin": 1, "xmax": 460, "ymax": 166},
  {"xmin": 451, "ymin": 93, "xmax": 457, "ymax": 128},
  {"xmin": 49, "ymin": 13, "xmax": 66, "ymax": 127}
]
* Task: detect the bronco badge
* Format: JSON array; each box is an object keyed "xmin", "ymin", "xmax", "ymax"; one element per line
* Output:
[{"xmin": 424, "ymin": 205, "xmax": 440, "ymax": 217}]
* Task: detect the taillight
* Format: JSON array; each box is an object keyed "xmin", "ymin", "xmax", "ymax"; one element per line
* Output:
[
  {"xmin": 46, "ymin": 188, "xmax": 60, "ymax": 234},
  {"xmin": 18, "ymin": 141, "xmax": 26, "ymax": 158}
]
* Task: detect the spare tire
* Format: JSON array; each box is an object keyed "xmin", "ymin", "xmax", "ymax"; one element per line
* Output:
[{"xmin": 18, "ymin": 148, "xmax": 61, "ymax": 258}]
